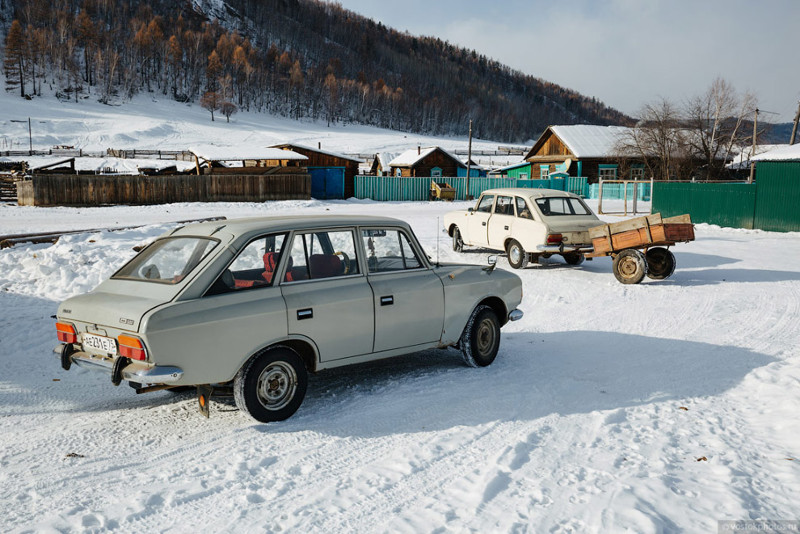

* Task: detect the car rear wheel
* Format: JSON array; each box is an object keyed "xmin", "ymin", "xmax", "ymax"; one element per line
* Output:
[
  {"xmin": 452, "ymin": 226, "xmax": 464, "ymax": 252},
  {"xmin": 234, "ymin": 347, "xmax": 308, "ymax": 423},
  {"xmin": 612, "ymin": 249, "xmax": 648, "ymax": 284},
  {"xmin": 460, "ymin": 305, "xmax": 501, "ymax": 367},
  {"xmin": 506, "ymin": 239, "xmax": 529, "ymax": 269}
]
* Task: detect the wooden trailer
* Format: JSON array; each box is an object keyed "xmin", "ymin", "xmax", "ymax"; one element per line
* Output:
[
  {"xmin": 587, "ymin": 213, "xmax": 694, "ymax": 284},
  {"xmin": 430, "ymin": 181, "xmax": 456, "ymax": 201}
]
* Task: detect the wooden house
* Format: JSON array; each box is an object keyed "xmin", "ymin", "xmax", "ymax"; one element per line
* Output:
[
  {"xmin": 389, "ymin": 147, "xmax": 466, "ymax": 177},
  {"xmin": 271, "ymin": 143, "xmax": 361, "ymax": 198},
  {"xmin": 524, "ymin": 125, "xmax": 640, "ymax": 183}
]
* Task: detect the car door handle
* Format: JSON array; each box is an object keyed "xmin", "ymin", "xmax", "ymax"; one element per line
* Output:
[
  {"xmin": 380, "ymin": 295, "xmax": 394, "ymax": 306},
  {"xmin": 504, "ymin": 225, "xmax": 509, "ymax": 230},
  {"xmin": 482, "ymin": 222, "xmax": 487, "ymax": 226},
  {"xmin": 297, "ymin": 308, "xmax": 313, "ymax": 320}
]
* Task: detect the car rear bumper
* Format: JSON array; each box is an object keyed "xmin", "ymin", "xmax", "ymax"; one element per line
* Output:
[
  {"xmin": 535, "ymin": 244, "xmax": 593, "ymax": 253},
  {"xmin": 54, "ymin": 344, "xmax": 184, "ymax": 384}
]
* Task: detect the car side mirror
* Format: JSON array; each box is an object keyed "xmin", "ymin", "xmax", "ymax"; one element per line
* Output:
[{"xmin": 487, "ymin": 256, "xmax": 497, "ymax": 265}]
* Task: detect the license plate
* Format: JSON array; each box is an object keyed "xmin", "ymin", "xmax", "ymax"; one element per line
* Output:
[{"xmin": 82, "ymin": 333, "xmax": 117, "ymax": 355}]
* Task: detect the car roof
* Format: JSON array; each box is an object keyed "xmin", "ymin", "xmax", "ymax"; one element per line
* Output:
[
  {"xmin": 170, "ymin": 214, "xmax": 410, "ymax": 238},
  {"xmin": 481, "ymin": 187, "xmax": 577, "ymax": 199}
]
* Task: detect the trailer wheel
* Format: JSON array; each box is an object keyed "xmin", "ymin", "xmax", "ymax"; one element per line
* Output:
[
  {"xmin": 646, "ymin": 247, "xmax": 676, "ymax": 280},
  {"xmin": 612, "ymin": 249, "xmax": 647, "ymax": 284}
]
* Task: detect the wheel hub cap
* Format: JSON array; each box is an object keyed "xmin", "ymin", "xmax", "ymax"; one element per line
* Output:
[
  {"xmin": 257, "ymin": 362, "xmax": 297, "ymax": 410},
  {"xmin": 476, "ymin": 319, "xmax": 496, "ymax": 356},
  {"xmin": 510, "ymin": 246, "xmax": 521, "ymax": 264}
]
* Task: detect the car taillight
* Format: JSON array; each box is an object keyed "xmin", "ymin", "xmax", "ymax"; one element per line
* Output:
[
  {"xmin": 56, "ymin": 322, "xmax": 77, "ymax": 344},
  {"xmin": 118, "ymin": 334, "xmax": 147, "ymax": 361},
  {"xmin": 546, "ymin": 234, "xmax": 563, "ymax": 245}
]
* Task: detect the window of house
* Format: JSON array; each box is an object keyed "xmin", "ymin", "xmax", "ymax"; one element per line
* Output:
[
  {"xmin": 519, "ymin": 172, "xmax": 529, "ymax": 179},
  {"xmin": 540, "ymin": 166, "xmax": 550, "ymax": 179},
  {"xmin": 431, "ymin": 167, "xmax": 442, "ymax": 178},
  {"xmin": 395, "ymin": 168, "xmax": 402, "ymax": 177},
  {"xmin": 630, "ymin": 166, "xmax": 645, "ymax": 180},
  {"xmin": 362, "ymin": 229, "xmax": 423, "ymax": 273},
  {"xmin": 598, "ymin": 165, "xmax": 618, "ymax": 180}
]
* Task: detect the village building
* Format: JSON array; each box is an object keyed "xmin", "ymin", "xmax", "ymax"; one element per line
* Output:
[
  {"xmin": 271, "ymin": 143, "xmax": 362, "ymax": 199},
  {"xmin": 189, "ymin": 147, "xmax": 308, "ymax": 175},
  {"xmin": 388, "ymin": 147, "xmax": 467, "ymax": 177},
  {"xmin": 524, "ymin": 125, "xmax": 640, "ymax": 182}
]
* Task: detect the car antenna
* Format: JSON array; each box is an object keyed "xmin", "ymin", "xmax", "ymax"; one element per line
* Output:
[{"xmin": 436, "ymin": 216, "xmax": 440, "ymax": 267}]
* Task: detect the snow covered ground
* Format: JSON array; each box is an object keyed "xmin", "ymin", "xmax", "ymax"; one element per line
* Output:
[{"xmin": 1, "ymin": 197, "xmax": 799, "ymax": 533}]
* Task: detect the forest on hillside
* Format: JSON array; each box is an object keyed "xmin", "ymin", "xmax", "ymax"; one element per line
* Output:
[{"xmin": 1, "ymin": 0, "xmax": 633, "ymax": 142}]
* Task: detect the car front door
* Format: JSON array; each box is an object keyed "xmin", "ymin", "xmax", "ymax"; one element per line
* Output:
[
  {"xmin": 280, "ymin": 228, "xmax": 375, "ymax": 362},
  {"xmin": 361, "ymin": 228, "xmax": 444, "ymax": 352},
  {"xmin": 487, "ymin": 195, "xmax": 516, "ymax": 250},
  {"xmin": 466, "ymin": 194, "xmax": 494, "ymax": 247}
]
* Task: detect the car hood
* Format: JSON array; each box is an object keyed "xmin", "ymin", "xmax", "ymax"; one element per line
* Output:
[{"xmin": 57, "ymin": 289, "xmax": 167, "ymax": 333}]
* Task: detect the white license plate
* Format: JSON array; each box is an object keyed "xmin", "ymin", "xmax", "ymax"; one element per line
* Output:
[{"xmin": 82, "ymin": 333, "xmax": 117, "ymax": 355}]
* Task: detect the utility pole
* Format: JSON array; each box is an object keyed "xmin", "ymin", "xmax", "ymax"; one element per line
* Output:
[
  {"xmin": 790, "ymin": 101, "xmax": 800, "ymax": 145},
  {"xmin": 748, "ymin": 108, "xmax": 758, "ymax": 184},
  {"xmin": 465, "ymin": 119, "xmax": 473, "ymax": 200}
]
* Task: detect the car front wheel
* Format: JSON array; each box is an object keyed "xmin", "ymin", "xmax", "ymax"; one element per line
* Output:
[
  {"xmin": 506, "ymin": 239, "xmax": 529, "ymax": 269},
  {"xmin": 234, "ymin": 347, "xmax": 308, "ymax": 423},
  {"xmin": 460, "ymin": 305, "xmax": 501, "ymax": 367}
]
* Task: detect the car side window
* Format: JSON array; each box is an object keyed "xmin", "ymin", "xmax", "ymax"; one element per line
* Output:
[
  {"xmin": 516, "ymin": 197, "xmax": 533, "ymax": 220},
  {"xmin": 285, "ymin": 230, "xmax": 360, "ymax": 282},
  {"xmin": 476, "ymin": 195, "xmax": 495, "ymax": 213},
  {"xmin": 495, "ymin": 196, "xmax": 514, "ymax": 216},
  {"xmin": 205, "ymin": 233, "xmax": 287, "ymax": 295},
  {"xmin": 362, "ymin": 228, "xmax": 423, "ymax": 273}
]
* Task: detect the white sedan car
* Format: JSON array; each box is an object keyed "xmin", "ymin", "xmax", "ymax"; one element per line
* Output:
[{"xmin": 444, "ymin": 188, "xmax": 602, "ymax": 268}]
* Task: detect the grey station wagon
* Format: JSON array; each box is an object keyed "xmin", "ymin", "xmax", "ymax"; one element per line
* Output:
[{"xmin": 55, "ymin": 215, "xmax": 524, "ymax": 422}]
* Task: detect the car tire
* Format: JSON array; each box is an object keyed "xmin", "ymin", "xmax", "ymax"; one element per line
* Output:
[
  {"xmin": 645, "ymin": 247, "xmax": 676, "ymax": 280},
  {"xmin": 233, "ymin": 346, "xmax": 308, "ymax": 423},
  {"xmin": 452, "ymin": 226, "xmax": 464, "ymax": 252},
  {"xmin": 506, "ymin": 239, "xmax": 529, "ymax": 269},
  {"xmin": 460, "ymin": 305, "xmax": 501, "ymax": 367},
  {"xmin": 612, "ymin": 249, "xmax": 648, "ymax": 284},
  {"xmin": 563, "ymin": 252, "xmax": 585, "ymax": 265}
]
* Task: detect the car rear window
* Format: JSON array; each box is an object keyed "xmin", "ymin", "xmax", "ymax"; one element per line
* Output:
[
  {"xmin": 535, "ymin": 197, "xmax": 592, "ymax": 216},
  {"xmin": 113, "ymin": 237, "xmax": 219, "ymax": 284}
]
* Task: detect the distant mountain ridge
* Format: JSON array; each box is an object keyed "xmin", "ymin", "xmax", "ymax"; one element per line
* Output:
[{"xmin": 2, "ymin": 0, "xmax": 633, "ymax": 142}]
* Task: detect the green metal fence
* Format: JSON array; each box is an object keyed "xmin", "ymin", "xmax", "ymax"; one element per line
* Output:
[
  {"xmin": 354, "ymin": 176, "xmax": 589, "ymax": 201},
  {"xmin": 651, "ymin": 182, "xmax": 757, "ymax": 229},
  {"xmin": 753, "ymin": 162, "xmax": 800, "ymax": 232}
]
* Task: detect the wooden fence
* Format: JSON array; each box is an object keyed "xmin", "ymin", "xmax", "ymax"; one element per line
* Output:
[{"xmin": 17, "ymin": 173, "xmax": 311, "ymax": 206}]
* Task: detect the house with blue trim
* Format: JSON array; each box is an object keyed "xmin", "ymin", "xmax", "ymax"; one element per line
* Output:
[{"xmin": 523, "ymin": 125, "xmax": 643, "ymax": 183}]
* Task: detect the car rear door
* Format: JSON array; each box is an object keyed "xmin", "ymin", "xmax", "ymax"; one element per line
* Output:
[
  {"xmin": 487, "ymin": 195, "xmax": 516, "ymax": 250},
  {"xmin": 361, "ymin": 227, "xmax": 444, "ymax": 353},
  {"xmin": 280, "ymin": 228, "xmax": 375, "ymax": 362}
]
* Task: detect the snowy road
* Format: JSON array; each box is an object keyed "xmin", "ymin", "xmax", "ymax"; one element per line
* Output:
[{"xmin": 1, "ymin": 199, "xmax": 799, "ymax": 533}]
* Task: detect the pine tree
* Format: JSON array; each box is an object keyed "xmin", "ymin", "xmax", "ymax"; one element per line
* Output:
[{"xmin": 4, "ymin": 20, "xmax": 26, "ymax": 97}]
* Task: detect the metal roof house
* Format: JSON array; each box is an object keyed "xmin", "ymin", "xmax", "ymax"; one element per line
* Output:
[
  {"xmin": 389, "ymin": 147, "xmax": 466, "ymax": 178},
  {"xmin": 524, "ymin": 125, "xmax": 639, "ymax": 182},
  {"xmin": 271, "ymin": 143, "xmax": 362, "ymax": 199}
]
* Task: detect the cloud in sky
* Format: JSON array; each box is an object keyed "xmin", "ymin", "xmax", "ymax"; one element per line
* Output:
[{"xmin": 333, "ymin": 0, "xmax": 799, "ymax": 122}]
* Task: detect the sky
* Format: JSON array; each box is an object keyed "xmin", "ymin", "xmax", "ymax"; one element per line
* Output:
[{"xmin": 331, "ymin": 0, "xmax": 800, "ymax": 123}]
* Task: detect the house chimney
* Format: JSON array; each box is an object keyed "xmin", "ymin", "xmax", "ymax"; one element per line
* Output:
[
  {"xmin": 318, "ymin": 142, "xmax": 321, "ymax": 149},
  {"xmin": 417, "ymin": 145, "xmax": 420, "ymax": 155}
]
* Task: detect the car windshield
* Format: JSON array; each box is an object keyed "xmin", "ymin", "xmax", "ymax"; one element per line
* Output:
[
  {"xmin": 113, "ymin": 236, "xmax": 219, "ymax": 284},
  {"xmin": 535, "ymin": 197, "xmax": 592, "ymax": 216}
]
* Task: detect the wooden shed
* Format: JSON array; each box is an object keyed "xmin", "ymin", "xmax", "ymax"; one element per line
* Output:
[
  {"xmin": 389, "ymin": 147, "xmax": 466, "ymax": 178},
  {"xmin": 271, "ymin": 143, "xmax": 362, "ymax": 199},
  {"xmin": 524, "ymin": 125, "xmax": 640, "ymax": 183},
  {"xmin": 190, "ymin": 147, "xmax": 308, "ymax": 175}
]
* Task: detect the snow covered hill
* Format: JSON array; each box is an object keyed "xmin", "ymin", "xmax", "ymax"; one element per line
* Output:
[{"xmin": 1, "ymin": 196, "xmax": 799, "ymax": 533}]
